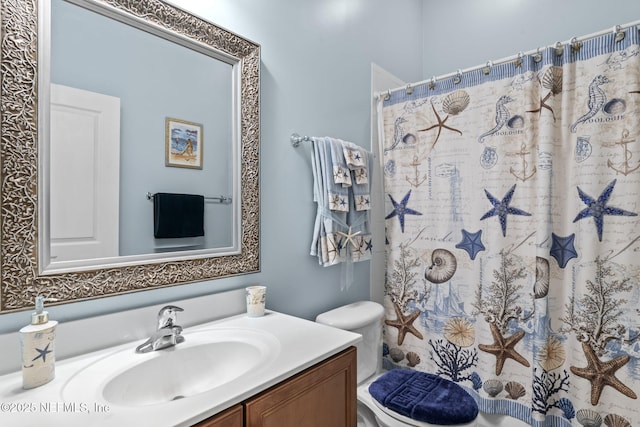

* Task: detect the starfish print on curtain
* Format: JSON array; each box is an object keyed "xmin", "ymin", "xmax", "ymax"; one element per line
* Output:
[
  {"xmin": 478, "ymin": 323, "xmax": 530, "ymax": 376},
  {"xmin": 571, "ymin": 342, "xmax": 637, "ymax": 405},
  {"xmin": 480, "ymin": 184, "xmax": 531, "ymax": 237},
  {"xmin": 549, "ymin": 233, "xmax": 578, "ymax": 268},
  {"xmin": 573, "ymin": 179, "xmax": 637, "ymax": 242},
  {"xmin": 417, "ymin": 91, "xmax": 469, "ymax": 150},
  {"xmin": 385, "ymin": 303, "xmax": 424, "ymax": 345},
  {"xmin": 526, "ymin": 66, "xmax": 563, "ymax": 121},
  {"xmin": 455, "ymin": 229, "xmax": 485, "ymax": 260},
  {"xmin": 385, "ymin": 190, "xmax": 422, "ymax": 233}
]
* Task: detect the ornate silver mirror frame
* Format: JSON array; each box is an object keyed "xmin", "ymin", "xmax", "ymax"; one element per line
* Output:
[{"xmin": 0, "ymin": 0, "xmax": 260, "ymax": 312}]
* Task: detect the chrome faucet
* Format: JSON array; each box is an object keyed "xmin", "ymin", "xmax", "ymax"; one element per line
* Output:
[{"xmin": 135, "ymin": 305, "xmax": 185, "ymax": 353}]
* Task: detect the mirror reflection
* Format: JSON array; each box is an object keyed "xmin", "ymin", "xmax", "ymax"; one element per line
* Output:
[
  {"xmin": 0, "ymin": 0, "xmax": 259, "ymax": 311},
  {"xmin": 47, "ymin": 0, "xmax": 237, "ymax": 267}
]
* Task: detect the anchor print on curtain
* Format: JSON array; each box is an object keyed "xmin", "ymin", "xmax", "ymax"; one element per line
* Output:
[{"xmin": 379, "ymin": 29, "xmax": 640, "ymax": 427}]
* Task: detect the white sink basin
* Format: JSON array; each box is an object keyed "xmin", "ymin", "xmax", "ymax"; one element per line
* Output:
[{"xmin": 62, "ymin": 327, "xmax": 280, "ymax": 407}]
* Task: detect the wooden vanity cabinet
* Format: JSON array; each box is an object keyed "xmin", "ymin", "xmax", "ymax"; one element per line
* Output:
[
  {"xmin": 193, "ymin": 346, "xmax": 357, "ymax": 427},
  {"xmin": 245, "ymin": 346, "xmax": 357, "ymax": 427},
  {"xmin": 194, "ymin": 405, "xmax": 243, "ymax": 427}
]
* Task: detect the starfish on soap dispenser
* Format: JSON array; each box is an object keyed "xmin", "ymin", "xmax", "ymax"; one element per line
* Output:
[
  {"xmin": 385, "ymin": 303, "xmax": 423, "ymax": 345},
  {"xmin": 478, "ymin": 323, "xmax": 530, "ymax": 375},
  {"xmin": 32, "ymin": 343, "xmax": 52, "ymax": 363}
]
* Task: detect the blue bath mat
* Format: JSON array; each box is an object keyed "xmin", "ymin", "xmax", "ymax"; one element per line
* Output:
[{"xmin": 369, "ymin": 370, "xmax": 478, "ymax": 425}]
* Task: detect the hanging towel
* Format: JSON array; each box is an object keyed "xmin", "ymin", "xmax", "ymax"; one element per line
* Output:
[
  {"xmin": 329, "ymin": 137, "xmax": 352, "ymax": 188},
  {"xmin": 343, "ymin": 141, "xmax": 371, "ymax": 211},
  {"xmin": 309, "ymin": 137, "xmax": 372, "ymax": 268},
  {"xmin": 310, "ymin": 138, "xmax": 348, "ymax": 265},
  {"xmin": 327, "ymin": 138, "xmax": 351, "ymax": 210},
  {"xmin": 153, "ymin": 193, "xmax": 205, "ymax": 238},
  {"xmin": 343, "ymin": 142, "xmax": 368, "ymax": 184}
]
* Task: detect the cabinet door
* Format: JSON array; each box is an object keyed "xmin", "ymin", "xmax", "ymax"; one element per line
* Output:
[
  {"xmin": 245, "ymin": 347, "xmax": 357, "ymax": 427},
  {"xmin": 193, "ymin": 404, "xmax": 243, "ymax": 427}
]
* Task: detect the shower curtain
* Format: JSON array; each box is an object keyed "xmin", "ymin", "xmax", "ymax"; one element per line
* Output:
[{"xmin": 379, "ymin": 29, "xmax": 640, "ymax": 426}]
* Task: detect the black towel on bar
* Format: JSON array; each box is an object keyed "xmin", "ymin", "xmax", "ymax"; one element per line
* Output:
[{"xmin": 153, "ymin": 193, "xmax": 205, "ymax": 238}]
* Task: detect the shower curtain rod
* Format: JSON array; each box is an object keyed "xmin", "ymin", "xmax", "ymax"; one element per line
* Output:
[{"xmin": 376, "ymin": 18, "xmax": 640, "ymax": 99}]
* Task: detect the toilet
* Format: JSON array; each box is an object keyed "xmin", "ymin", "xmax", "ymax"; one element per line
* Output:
[{"xmin": 316, "ymin": 301, "xmax": 478, "ymax": 427}]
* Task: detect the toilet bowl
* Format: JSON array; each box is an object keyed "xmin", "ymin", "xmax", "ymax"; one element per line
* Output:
[{"xmin": 316, "ymin": 301, "xmax": 478, "ymax": 427}]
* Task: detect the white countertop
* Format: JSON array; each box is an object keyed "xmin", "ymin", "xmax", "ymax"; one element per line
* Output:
[{"xmin": 0, "ymin": 311, "xmax": 361, "ymax": 427}]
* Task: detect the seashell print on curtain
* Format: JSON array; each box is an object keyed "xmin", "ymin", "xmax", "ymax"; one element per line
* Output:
[{"xmin": 379, "ymin": 29, "xmax": 640, "ymax": 426}]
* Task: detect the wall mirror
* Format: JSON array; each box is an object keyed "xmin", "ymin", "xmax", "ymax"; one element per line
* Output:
[{"xmin": 0, "ymin": 0, "xmax": 260, "ymax": 312}]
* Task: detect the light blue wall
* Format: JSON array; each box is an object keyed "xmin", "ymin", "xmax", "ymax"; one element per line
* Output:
[
  {"xmin": 0, "ymin": 0, "xmax": 423, "ymax": 333},
  {"xmin": 7, "ymin": 0, "xmax": 639, "ymax": 335},
  {"xmin": 421, "ymin": 0, "xmax": 640, "ymax": 78}
]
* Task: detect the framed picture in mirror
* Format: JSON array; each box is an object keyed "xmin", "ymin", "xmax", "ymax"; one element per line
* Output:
[{"xmin": 166, "ymin": 117, "xmax": 203, "ymax": 169}]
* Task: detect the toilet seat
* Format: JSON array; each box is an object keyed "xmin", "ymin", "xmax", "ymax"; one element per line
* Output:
[
  {"xmin": 357, "ymin": 373, "xmax": 478, "ymax": 427},
  {"xmin": 371, "ymin": 398, "xmax": 477, "ymax": 427}
]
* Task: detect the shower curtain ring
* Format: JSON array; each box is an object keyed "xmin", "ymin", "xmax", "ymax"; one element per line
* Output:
[
  {"xmin": 429, "ymin": 76, "xmax": 436, "ymax": 90},
  {"xmin": 515, "ymin": 51, "xmax": 524, "ymax": 68},
  {"xmin": 383, "ymin": 90, "xmax": 391, "ymax": 101},
  {"xmin": 614, "ymin": 24, "xmax": 626, "ymax": 42},
  {"xmin": 570, "ymin": 37, "xmax": 582, "ymax": 52},
  {"xmin": 483, "ymin": 61, "xmax": 492, "ymax": 75},
  {"xmin": 453, "ymin": 69, "xmax": 462, "ymax": 84},
  {"xmin": 532, "ymin": 47, "xmax": 542, "ymax": 63},
  {"xmin": 405, "ymin": 84, "xmax": 413, "ymax": 95},
  {"xmin": 554, "ymin": 41, "xmax": 564, "ymax": 57}
]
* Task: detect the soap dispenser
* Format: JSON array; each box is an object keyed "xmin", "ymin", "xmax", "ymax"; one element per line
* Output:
[{"xmin": 20, "ymin": 296, "xmax": 58, "ymax": 389}]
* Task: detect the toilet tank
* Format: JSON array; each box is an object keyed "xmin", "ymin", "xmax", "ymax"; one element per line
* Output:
[{"xmin": 315, "ymin": 301, "xmax": 384, "ymax": 384}]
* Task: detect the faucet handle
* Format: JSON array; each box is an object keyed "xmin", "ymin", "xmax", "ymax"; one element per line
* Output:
[{"xmin": 157, "ymin": 305, "xmax": 184, "ymax": 329}]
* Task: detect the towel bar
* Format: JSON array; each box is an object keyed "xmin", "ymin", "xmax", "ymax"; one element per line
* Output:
[
  {"xmin": 291, "ymin": 133, "xmax": 312, "ymax": 148},
  {"xmin": 146, "ymin": 192, "xmax": 232, "ymax": 204}
]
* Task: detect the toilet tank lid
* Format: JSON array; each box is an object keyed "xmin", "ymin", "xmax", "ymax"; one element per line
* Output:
[{"xmin": 315, "ymin": 301, "xmax": 384, "ymax": 330}]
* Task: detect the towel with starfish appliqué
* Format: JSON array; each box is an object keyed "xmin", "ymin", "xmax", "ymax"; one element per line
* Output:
[
  {"xmin": 330, "ymin": 138, "xmax": 371, "ymax": 212},
  {"xmin": 309, "ymin": 137, "xmax": 372, "ymax": 268}
]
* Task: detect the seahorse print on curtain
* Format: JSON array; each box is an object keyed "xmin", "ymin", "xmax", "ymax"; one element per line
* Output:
[{"xmin": 379, "ymin": 29, "xmax": 640, "ymax": 427}]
